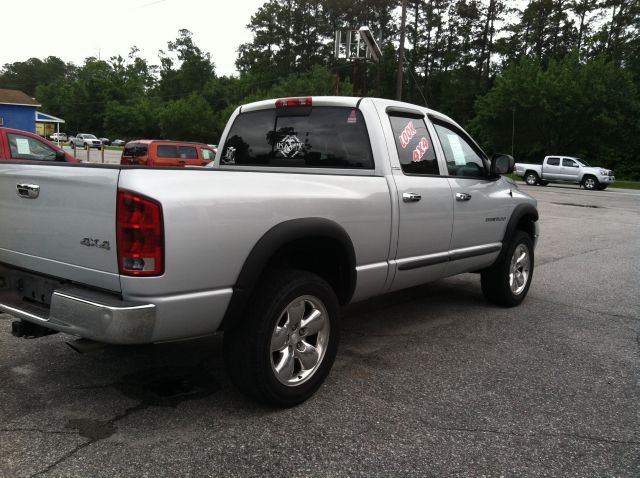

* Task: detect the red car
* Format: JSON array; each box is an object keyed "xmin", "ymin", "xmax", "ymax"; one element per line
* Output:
[
  {"xmin": 0, "ymin": 127, "xmax": 77, "ymax": 162},
  {"xmin": 120, "ymin": 140, "xmax": 215, "ymax": 167}
]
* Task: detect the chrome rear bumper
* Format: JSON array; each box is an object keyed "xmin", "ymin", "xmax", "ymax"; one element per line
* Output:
[{"xmin": 0, "ymin": 265, "xmax": 155, "ymax": 344}]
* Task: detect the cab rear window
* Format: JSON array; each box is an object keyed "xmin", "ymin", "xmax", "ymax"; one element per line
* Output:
[{"xmin": 220, "ymin": 107, "xmax": 373, "ymax": 169}]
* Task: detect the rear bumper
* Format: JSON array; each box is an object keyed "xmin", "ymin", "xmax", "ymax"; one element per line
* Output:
[
  {"xmin": 0, "ymin": 281, "xmax": 155, "ymax": 345},
  {"xmin": 0, "ymin": 263, "xmax": 233, "ymax": 344}
]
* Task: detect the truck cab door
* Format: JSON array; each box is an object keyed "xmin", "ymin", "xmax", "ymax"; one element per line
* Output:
[
  {"xmin": 430, "ymin": 118, "xmax": 510, "ymax": 276},
  {"xmin": 561, "ymin": 157, "xmax": 580, "ymax": 182},
  {"xmin": 383, "ymin": 111, "xmax": 454, "ymax": 292},
  {"xmin": 543, "ymin": 157, "xmax": 562, "ymax": 180}
]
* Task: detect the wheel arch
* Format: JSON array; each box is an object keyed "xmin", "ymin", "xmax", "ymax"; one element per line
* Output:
[
  {"xmin": 221, "ymin": 217, "xmax": 357, "ymax": 330},
  {"xmin": 499, "ymin": 203, "xmax": 539, "ymax": 260}
]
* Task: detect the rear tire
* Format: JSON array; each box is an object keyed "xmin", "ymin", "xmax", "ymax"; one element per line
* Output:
[
  {"xmin": 224, "ymin": 269, "xmax": 339, "ymax": 407},
  {"xmin": 524, "ymin": 172, "xmax": 539, "ymax": 186},
  {"xmin": 481, "ymin": 230, "xmax": 534, "ymax": 307}
]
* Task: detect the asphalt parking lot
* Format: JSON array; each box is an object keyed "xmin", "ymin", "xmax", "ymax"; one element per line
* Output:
[{"xmin": 1, "ymin": 183, "xmax": 639, "ymax": 477}]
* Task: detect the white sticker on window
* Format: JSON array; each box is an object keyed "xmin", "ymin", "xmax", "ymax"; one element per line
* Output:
[
  {"xmin": 223, "ymin": 146, "xmax": 236, "ymax": 164},
  {"xmin": 276, "ymin": 135, "xmax": 304, "ymax": 158},
  {"xmin": 447, "ymin": 134, "xmax": 466, "ymax": 166},
  {"xmin": 16, "ymin": 138, "xmax": 31, "ymax": 155}
]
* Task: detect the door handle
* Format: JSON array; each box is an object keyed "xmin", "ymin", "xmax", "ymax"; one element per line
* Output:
[
  {"xmin": 16, "ymin": 183, "xmax": 40, "ymax": 199},
  {"xmin": 402, "ymin": 192, "xmax": 422, "ymax": 203},
  {"xmin": 455, "ymin": 192, "xmax": 472, "ymax": 201}
]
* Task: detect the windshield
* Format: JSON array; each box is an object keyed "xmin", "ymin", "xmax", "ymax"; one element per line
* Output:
[
  {"xmin": 84, "ymin": 134, "xmax": 97, "ymax": 139},
  {"xmin": 574, "ymin": 158, "xmax": 591, "ymax": 167}
]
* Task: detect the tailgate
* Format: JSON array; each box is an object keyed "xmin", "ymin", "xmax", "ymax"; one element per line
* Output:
[{"xmin": 0, "ymin": 163, "xmax": 121, "ymax": 292}]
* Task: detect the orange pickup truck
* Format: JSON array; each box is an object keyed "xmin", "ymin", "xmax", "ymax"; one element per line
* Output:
[{"xmin": 120, "ymin": 140, "xmax": 215, "ymax": 167}]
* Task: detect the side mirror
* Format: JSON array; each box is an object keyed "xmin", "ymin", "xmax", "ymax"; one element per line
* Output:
[
  {"xmin": 55, "ymin": 149, "xmax": 66, "ymax": 161},
  {"xmin": 491, "ymin": 153, "xmax": 514, "ymax": 175}
]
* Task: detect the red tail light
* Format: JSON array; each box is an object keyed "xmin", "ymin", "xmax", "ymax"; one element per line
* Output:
[
  {"xmin": 275, "ymin": 97, "xmax": 312, "ymax": 108},
  {"xmin": 117, "ymin": 190, "xmax": 164, "ymax": 276}
]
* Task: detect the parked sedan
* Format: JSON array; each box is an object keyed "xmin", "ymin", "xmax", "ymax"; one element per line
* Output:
[
  {"xmin": 100, "ymin": 138, "xmax": 111, "ymax": 146},
  {"xmin": 112, "ymin": 139, "xmax": 125, "ymax": 147}
]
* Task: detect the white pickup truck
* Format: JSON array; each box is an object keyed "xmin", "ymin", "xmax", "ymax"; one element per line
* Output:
[
  {"xmin": 0, "ymin": 96, "xmax": 539, "ymax": 406},
  {"xmin": 515, "ymin": 156, "xmax": 615, "ymax": 190}
]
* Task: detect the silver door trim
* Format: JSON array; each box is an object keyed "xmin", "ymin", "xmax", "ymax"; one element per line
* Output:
[{"xmin": 394, "ymin": 242, "xmax": 502, "ymax": 271}]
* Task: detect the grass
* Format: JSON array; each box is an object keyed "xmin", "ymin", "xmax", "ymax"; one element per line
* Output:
[{"xmin": 609, "ymin": 180, "xmax": 640, "ymax": 190}]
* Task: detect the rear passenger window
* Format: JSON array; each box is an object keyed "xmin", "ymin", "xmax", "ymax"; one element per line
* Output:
[
  {"xmin": 547, "ymin": 157, "xmax": 560, "ymax": 166},
  {"xmin": 221, "ymin": 107, "xmax": 373, "ymax": 169},
  {"xmin": 157, "ymin": 145, "xmax": 198, "ymax": 159},
  {"xmin": 389, "ymin": 115, "xmax": 439, "ymax": 175}
]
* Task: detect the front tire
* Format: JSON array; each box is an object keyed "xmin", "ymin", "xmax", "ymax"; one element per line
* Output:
[
  {"xmin": 582, "ymin": 175, "xmax": 599, "ymax": 190},
  {"xmin": 524, "ymin": 172, "xmax": 539, "ymax": 186},
  {"xmin": 481, "ymin": 230, "xmax": 534, "ymax": 307},
  {"xmin": 224, "ymin": 269, "xmax": 339, "ymax": 407}
]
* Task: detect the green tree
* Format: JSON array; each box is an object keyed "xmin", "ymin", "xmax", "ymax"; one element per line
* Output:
[
  {"xmin": 158, "ymin": 29, "xmax": 215, "ymax": 99},
  {"xmin": 470, "ymin": 56, "xmax": 640, "ymax": 178},
  {"xmin": 0, "ymin": 56, "xmax": 73, "ymax": 96},
  {"xmin": 158, "ymin": 94, "xmax": 215, "ymax": 143}
]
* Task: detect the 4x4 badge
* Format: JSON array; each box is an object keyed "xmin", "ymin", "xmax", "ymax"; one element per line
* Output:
[{"xmin": 80, "ymin": 238, "xmax": 111, "ymax": 250}]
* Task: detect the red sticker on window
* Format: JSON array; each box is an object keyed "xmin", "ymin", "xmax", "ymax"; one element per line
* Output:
[
  {"xmin": 347, "ymin": 110, "xmax": 357, "ymax": 124},
  {"xmin": 399, "ymin": 121, "xmax": 417, "ymax": 149},
  {"xmin": 412, "ymin": 137, "xmax": 429, "ymax": 162}
]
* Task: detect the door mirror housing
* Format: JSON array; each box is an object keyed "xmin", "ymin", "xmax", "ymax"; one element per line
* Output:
[
  {"xmin": 491, "ymin": 154, "xmax": 514, "ymax": 175},
  {"xmin": 55, "ymin": 149, "xmax": 66, "ymax": 161}
]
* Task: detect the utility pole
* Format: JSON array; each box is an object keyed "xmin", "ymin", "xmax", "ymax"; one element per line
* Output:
[
  {"xmin": 511, "ymin": 105, "xmax": 515, "ymax": 157},
  {"xmin": 396, "ymin": 0, "xmax": 408, "ymax": 101}
]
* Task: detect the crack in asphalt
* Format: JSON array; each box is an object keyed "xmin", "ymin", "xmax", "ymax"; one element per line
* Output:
[
  {"xmin": 419, "ymin": 420, "xmax": 640, "ymax": 446},
  {"xmin": 0, "ymin": 428, "xmax": 76, "ymax": 435},
  {"xmin": 29, "ymin": 402, "xmax": 147, "ymax": 477},
  {"xmin": 28, "ymin": 365, "xmax": 220, "ymax": 477}
]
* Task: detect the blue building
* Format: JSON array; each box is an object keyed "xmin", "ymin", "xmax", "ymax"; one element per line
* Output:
[{"xmin": 0, "ymin": 89, "xmax": 41, "ymax": 133}]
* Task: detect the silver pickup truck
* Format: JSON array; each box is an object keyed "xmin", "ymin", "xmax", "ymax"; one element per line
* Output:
[
  {"xmin": 0, "ymin": 96, "xmax": 539, "ymax": 406},
  {"xmin": 515, "ymin": 155, "xmax": 615, "ymax": 190}
]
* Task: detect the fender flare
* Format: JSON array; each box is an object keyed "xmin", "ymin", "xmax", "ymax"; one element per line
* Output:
[
  {"xmin": 221, "ymin": 217, "xmax": 356, "ymax": 330},
  {"xmin": 499, "ymin": 203, "xmax": 539, "ymax": 260}
]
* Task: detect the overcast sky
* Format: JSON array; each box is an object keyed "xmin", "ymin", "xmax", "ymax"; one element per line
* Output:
[{"xmin": 2, "ymin": 0, "xmax": 267, "ymax": 76}]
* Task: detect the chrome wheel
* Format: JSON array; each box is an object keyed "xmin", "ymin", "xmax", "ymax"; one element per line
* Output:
[
  {"xmin": 525, "ymin": 173, "xmax": 538, "ymax": 185},
  {"xmin": 270, "ymin": 295, "xmax": 329, "ymax": 386},
  {"xmin": 583, "ymin": 177, "xmax": 597, "ymax": 190},
  {"xmin": 509, "ymin": 244, "xmax": 530, "ymax": 295}
]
